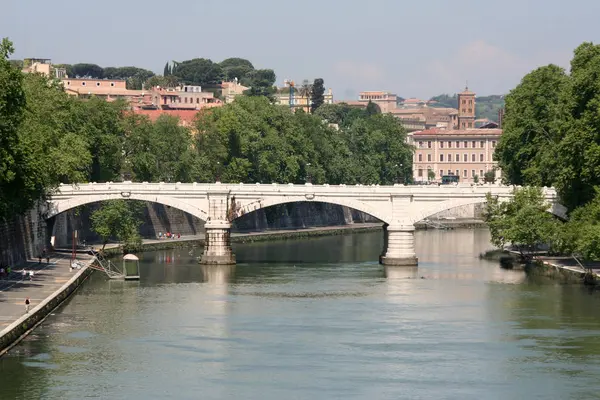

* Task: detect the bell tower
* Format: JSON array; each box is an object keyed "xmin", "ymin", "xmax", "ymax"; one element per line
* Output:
[{"xmin": 457, "ymin": 84, "xmax": 476, "ymax": 129}]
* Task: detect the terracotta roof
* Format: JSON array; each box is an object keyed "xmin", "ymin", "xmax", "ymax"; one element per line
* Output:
[{"xmin": 412, "ymin": 128, "xmax": 502, "ymax": 136}]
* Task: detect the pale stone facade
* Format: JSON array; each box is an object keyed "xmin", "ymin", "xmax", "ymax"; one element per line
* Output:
[
  {"xmin": 48, "ymin": 183, "xmax": 563, "ymax": 267},
  {"xmin": 409, "ymin": 128, "xmax": 502, "ymax": 183},
  {"xmin": 358, "ymin": 91, "xmax": 398, "ymax": 113}
]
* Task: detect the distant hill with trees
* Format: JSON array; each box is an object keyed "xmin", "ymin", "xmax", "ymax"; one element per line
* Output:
[{"xmin": 428, "ymin": 93, "xmax": 505, "ymax": 121}]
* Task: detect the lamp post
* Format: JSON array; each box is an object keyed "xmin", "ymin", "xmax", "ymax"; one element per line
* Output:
[
  {"xmin": 306, "ymin": 163, "xmax": 312, "ymax": 183},
  {"xmin": 216, "ymin": 161, "xmax": 221, "ymax": 183}
]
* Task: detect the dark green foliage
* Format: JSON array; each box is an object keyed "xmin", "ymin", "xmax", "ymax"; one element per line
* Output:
[
  {"xmin": 194, "ymin": 96, "xmax": 413, "ymax": 185},
  {"xmin": 171, "ymin": 58, "xmax": 224, "ymax": 86},
  {"xmin": 310, "ymin": 78, "xmax": 325, "ymax": 113},
  {"xmin": 90, "ymin": 200, "xmax": 144, "ymax": 251},
  {"xmin": 244, "ymin": 69, "xmax": 277, "ymax": 100},
  {"xmin": 70, "ymin": 63, "xmax": 104, "ymax": 78},
  {"xmin": 365, "ymin": 100, "xmax": 381, "ymax": 116},
  {"xmin": 220, "ymin": 58, "xmax": 254, "ymax": 83},
  {"xmin": 495, "ymin": 42, "xmax": 600, "ymax": 211}
]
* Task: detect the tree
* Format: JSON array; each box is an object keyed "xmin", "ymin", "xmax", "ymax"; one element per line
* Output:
[
  {"xmin": 163, "ymin": 62, "xmax": 171, "ymax": 77},
  {"xmin": 310, "ymin": 78, "xmax": 325, "ymax": 113},
  {"xmin": 427, "ymin": 169, "xmax": 436, "ymax": 181},
  {"xmin": 484, "ymin": 170, "xmax": 496, "ymax": 183},
  {"xmin": 90, "ymin": 200, "xmax": 143, "ymax": 252},
  {"xmin": 244, "ymin": 69, "xmax": 276, "ymax": 100},
  {"xmin": 365, "ymin": 100, "xmax": 381, "ymax": 116},
  {"xmin": 483, "ymin": 187, "xmax": 559, "ymax": 259},
  {"xmin": 494, "ymin": 64, "xmax": 568, "ymax": 187},
  {"xmin": 220, "ymin": 58, "xmax": 254, "ymax": 82},
  {"xmin": 70, "ymin": 63, "xmax": 104, "ymax": 78},
  {"xmin": 0, "ymin": 38, "xmax": 29, "ymax": 220},
  {"xmin": 473, "ymin": 174, "xmax": 479, "ymax": 184},
  {"xmin": 171, "ymin": 58, "xmax": 224, "ymax": 86}
]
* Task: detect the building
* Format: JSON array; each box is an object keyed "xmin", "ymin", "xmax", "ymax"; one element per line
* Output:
[
  {"xmin": 390, "ymin": 107, "xmax": 458, "ymax": 132},
  {"xmin": 151, "ymin": 85, "xmax": 222, "ymax": 110},
  {"xmin": 133, "ymin": 109, "xmax": 202, "ymax": 128},
  {"xmin": 457, "ymin": 87, "xmax": 476, "ymax": 129},
  {"xmin": 220, "ymin": 79, "xmax": 249, "ymax": 103},
  {"xmin": 275, "ymin": 87, "xmax": 334, "ymax": 113},
  {"xmin": 62, "ymin": 78, "xmax": 146, "ymax": 104},
  {"xmin": 409, "ymin": 128, "xmax": 502, "ymax": 183},
  {"xmin": 22, "ymin": 58, "xmax": 66, "ymax": 78},
  {"xmin": 357, "ymin": 91, "xmax": 398, "ymax": 113}
]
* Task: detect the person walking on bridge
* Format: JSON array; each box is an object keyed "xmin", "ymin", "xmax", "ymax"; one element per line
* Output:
[{"xmin": 25, "ymin": 297, "xmax": 30, "ymax": 313}]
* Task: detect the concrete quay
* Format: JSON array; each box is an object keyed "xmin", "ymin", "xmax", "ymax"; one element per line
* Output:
[{"xmin": 0, "ymin": 253, "xmax": 95, "ymax": 356}]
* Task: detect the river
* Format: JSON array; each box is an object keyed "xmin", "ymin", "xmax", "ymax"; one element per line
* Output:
[{"xmin": 2, "ymin": 229, "xmax": 600, "ymax": 399}]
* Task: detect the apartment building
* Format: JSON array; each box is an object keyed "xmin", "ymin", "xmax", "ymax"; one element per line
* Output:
[{"xmin": 409, "ymin": 128, "xmax": 502, "ymax": 183}]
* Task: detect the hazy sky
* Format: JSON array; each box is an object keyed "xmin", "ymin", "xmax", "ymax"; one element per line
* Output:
[{"xmin": 3, "ymin": 0, "xmax": 599, "ymax": 99}]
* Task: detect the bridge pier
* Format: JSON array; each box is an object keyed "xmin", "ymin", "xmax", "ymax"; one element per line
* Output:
[
  {"xmin": 379, "ymin": 224, "xmax": 418, "ymax": 266},
  {"xmin": 200, "ymin": 221, "xmax": 236, "ymax": 265}
]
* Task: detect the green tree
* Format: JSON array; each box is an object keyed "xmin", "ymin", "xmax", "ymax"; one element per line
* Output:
[
  {"xmin": 310, "ymin": 78, "xmax": 325, "ymax": 113},
  {"xmin": 483, "ymin": 187, "xmax": 559, "ymax": 259},
  {"xmin": 70, "ymin": 63, "xmax": 104, "ymax": 78},
  {"xmin": 172, "ymin": 58, "xmax": 224, "ymax": 86},
  {"xmin": 220, "ymin": 58, "xmax": 254, "ymax": 82},
  {"xmin": 244, "ymin": 69, "xmax": 276, "ymax": 100},
  {"xmin": 163, "ymin": 62, "xmax": 171, "ymax": 77},
  {"xmin": 90, "ymin": 200, "xmax": 143, "ymax": 252},
  {"xmin": 427, "ymin": 169, "xmax": 436, "ymax": 181},
  {"xmin": 494, "ymin": 64, "xmax": 568, "ymax": 187},
  {"xmin": 365, "ymin": 100, "xmax": 381, "ymax": 116},
  {"xmin": 484, "ymin": 170, "xmax": 496, "ymax": 183},
  {"xmin": 0, "ymin": 38, "xmax": 29, "ymax": 220}
]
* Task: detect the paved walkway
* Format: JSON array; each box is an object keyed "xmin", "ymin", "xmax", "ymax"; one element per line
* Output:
[{"xmin": 0, "ymin": 253, "xmax": 93, "ymax": 331}]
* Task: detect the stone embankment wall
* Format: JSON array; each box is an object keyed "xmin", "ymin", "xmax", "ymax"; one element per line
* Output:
[
  {"xmin": 52, "ymin": 202, "xmax": 379, "ymax": 247},
  {"xmin": 0, "ymin": 204, "xmax": 47, "ymax": 267},
  {"xmin": 426, "ymin": 203, "xmax": 485, "ymax": 220}
]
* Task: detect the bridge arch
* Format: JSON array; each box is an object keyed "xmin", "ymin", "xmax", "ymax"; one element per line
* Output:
[
  {"xmin": 233, "ymin": 196, "xmax": 390, "ymax": 225},
  {"xmin": 47, "ymin": 193, "xmax": 208, "ymax": 221},
  {"xmin": 410, "ymin": 196, "xmax": 567, "ymax": 225}
]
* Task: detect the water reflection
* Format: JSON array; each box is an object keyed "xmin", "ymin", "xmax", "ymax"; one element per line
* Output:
[{"xmin": 2, "ymin": 230, "xmax": 600, "ymax": 399}]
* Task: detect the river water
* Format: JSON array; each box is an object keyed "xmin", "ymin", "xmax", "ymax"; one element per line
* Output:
[{"xmin": 2, "ymin": 229, "xmax": 600, "ymax": 399}]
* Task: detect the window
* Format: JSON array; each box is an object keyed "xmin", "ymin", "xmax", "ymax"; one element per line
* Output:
[
  {"xmin": 468, "ymin": 108, "xmax": 472, "ymax": 113},
  {"xmin": 96, "ymin": 82, "xmax": 100, "ymax": 87},
  {"xmin": 492, "ymin": 141, "xmax": 496, "ymax": 148},
  {"xmin": 196, "ymin": 98, "xmax": 200, "ymax": 104},
  {"xmin": 480, "ymin": 141, "xmax": 485, "ymax": 148},
  {"xmin": 81, "ymin": 82, "xmax": 86, "ymax": 86},
  {"xmin": 480, "ymin": 154, "xmax": 484, "ymax": 162},
  {"xmin": 463, "ymin": 169, "xmax": 468, "ymax": 178},
  {"xmin": 462, "ymin": 122, "xmax": 466, "ymax": 129},
  {"xmin": 456, "ymin": 141, "xmax": 460, "ymax": 148},
  {"xmin": 471, "ymin": 154, "xmax": 476, "ymax": 162},
  {"xmin": 440, "ymin": 170, "xmax": 444, "ymax": 177},
  {"xmin": 455, "ymin": 154, "xmax": 460, "ymax": 162},
  {"xmin": 66, "ymin": 81, "xmax": 71, "ymax": 86},
  {"xmin": 480, "ymin": 169, "xmax": 484, "ymax": 177},
  {"xmin": 464, "ymin": 141, "xmax": 468, "ymax": 148},
  {"xmin": 440, "ymin": 141, "xmax": 444, "ymax": 148},
  {"xmin": 462, "ymin": 109, "xmax": 466, "ymax": 113},
  {"xmin": 463, "ymin": 154, "xmax": 468, "ymax": 162},
  {"xmin": 440, "ymin": 154, "xmax": 444, "ymax": 162},
  {"xmin": 471, "ymin": 169, "xmax": 475, "ymax": 177},
  {"xmin": 448, "ymin": 141, "xmax": 452, "ymax": 148},
  {"xmin": 419, "ymin": 141, "xmax": 423, "ymax": 148},
  {"xmin": 462, "ymin": 100, "xmax": 466, "ymax": 105},
  {"xmin": 469, "ymin": 100, "xmax": 473, "ymax": 105},
  {"xmin": 418, "ymin": 169, "xmax": 423, "ymax": 177},
  {"xmin": 110, "ymin": 82, "xmax": 115, "ymax": 87},
  {"xmin": 427, "ymin": 154, "xmax": 432, "ymax": 162},
  {"xmin": 184, "ymin": 98, "xmax": 188, "ymax": 103},
  {"xmin": 428, "ymin": 141, "xmax": 432, "ymax": 148},
  {"xmin": 472, "ymin": 140, "xmax": 476, "ymax": 148},
  {"xmin": 455, "ymin": 169, "xmax": 459, "ymax": 176},
  {"xmin": 468, "ymin": 122, "xmax": 473, "ymax": 128},
  {"xmin": 418, "ymin": 154, "xmax": 423, "ymax": 162}
]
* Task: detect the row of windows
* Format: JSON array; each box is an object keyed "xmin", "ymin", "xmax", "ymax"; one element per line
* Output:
[
  {"xmin": 419, "ymin": 140, "xmax": 496, "ymax": 149},
  {"xmin": 418, "ymin": 153, "xmax": 488, "ymax": 162},
  {"xmin": 66, "ymin": 81, "xmax": 116, "ymax": 87},
  {"xmin": 461, "ymin": 99, "xmax": 474, "ymax": 105},
  {"xmin": 417, "ymin": 168, "xmax": 484, "ymax": 178}
]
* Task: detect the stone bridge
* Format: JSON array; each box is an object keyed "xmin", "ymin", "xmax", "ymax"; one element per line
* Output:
[{"xmin": 46, "ymin": 182, "xmax": 565, "ymax": 267}]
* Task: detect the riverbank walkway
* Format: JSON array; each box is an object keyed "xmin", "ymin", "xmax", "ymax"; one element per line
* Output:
[{"xmin": 0, "ymin": 253, "xmax": 93, "ymax": 332}]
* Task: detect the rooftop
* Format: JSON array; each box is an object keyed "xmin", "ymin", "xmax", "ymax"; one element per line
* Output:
[{"xmin": 412, "ymin": 128, "xmax": 502, "ymax": 137}]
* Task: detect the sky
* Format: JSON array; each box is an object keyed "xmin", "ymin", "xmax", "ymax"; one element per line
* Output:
[{"xmin": 3, "ymin": 0, "xmax": 599, "ymax": 100}]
